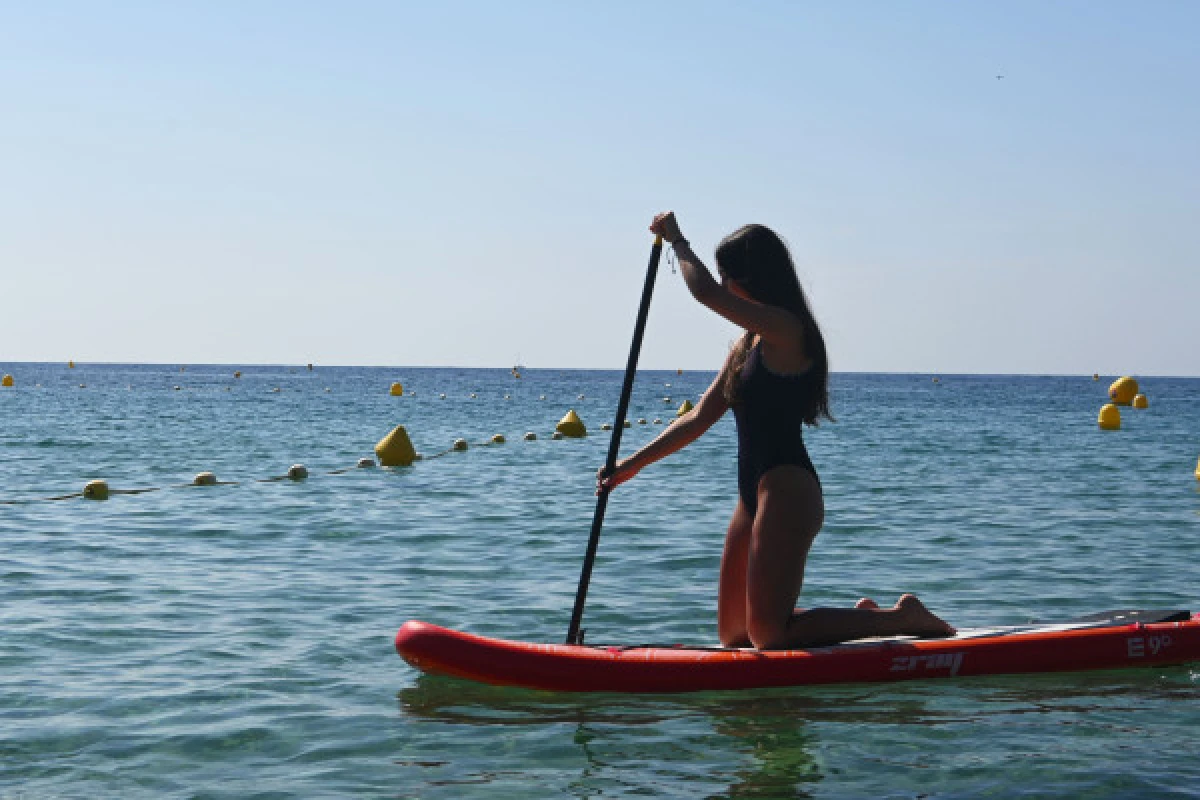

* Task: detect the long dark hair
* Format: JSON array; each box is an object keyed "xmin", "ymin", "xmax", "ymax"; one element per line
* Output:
[{"xmin": 715, "ymin": 224, "xmax": 832, "ymax": 425}]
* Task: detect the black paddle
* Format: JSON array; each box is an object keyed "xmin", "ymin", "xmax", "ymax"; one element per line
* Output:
[{"xmin": 565, "ymin": 234, "xmax": 664, "ymax": 645}]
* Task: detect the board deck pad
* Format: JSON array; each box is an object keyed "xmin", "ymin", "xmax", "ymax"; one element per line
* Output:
[{"xmin": 395, "ymin": 609, "xmax": 1200, "ymax": 693}]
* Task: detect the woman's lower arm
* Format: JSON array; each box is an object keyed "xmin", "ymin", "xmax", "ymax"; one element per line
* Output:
[{"xmin": 625, "ymin": 413, "xmax": 705, "ymax": 472}]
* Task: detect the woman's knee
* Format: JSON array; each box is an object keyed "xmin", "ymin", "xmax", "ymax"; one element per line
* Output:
[{"xmin": 745, "ymin": 614, "xmax": 790, "ymax": 650}]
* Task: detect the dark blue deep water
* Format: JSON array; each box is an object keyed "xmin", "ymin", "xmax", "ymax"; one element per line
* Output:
[{"xmin": 2, "ymin": 363, "xmax": 1198, "ymax": 797}]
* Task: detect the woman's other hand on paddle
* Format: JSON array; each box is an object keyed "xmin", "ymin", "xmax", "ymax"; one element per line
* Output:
[
  {"xmin": 596, "ymin": 459, "xmax": 639, "ymax": 494},
  {"xmin": 650, "ymin": 212, "xmax": 684, "ymax": 244}
]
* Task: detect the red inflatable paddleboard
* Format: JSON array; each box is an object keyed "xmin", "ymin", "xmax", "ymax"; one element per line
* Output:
[{"xmin": 395, "ymin": 610, "xmax": 1200, "ymax": 693}]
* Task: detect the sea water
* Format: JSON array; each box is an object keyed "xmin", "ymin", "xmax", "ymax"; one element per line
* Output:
[{"xmin": 1, "ymin": 364, "xmax": 1198, "ymax": 798}]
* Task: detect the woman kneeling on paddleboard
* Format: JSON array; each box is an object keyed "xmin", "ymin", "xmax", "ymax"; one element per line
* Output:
[{"xmin": 598, "ymin": 212, "xmax": 954, "ymax": 649}]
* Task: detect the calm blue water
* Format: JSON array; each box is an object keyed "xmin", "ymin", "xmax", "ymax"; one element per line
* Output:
[{"xmin": 2, "ymin": 363, "xmax": 1199, "ymax": 798}]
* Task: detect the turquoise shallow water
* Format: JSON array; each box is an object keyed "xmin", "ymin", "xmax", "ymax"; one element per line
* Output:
[{"xmin": 2, "ymin": 363, "xmax": 1199, "ymax": 798}]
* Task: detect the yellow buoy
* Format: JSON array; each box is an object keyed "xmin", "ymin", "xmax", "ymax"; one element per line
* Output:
[
  {"xmin": 307, "ymin": 363, "xmax": 313, "ymax": 371},
  {"xmin": 600, "ymin": 423, "xmax": 612, "ymax": 431},
  {"xmin": 68, "ymin": 360, "xmax": 75, "ymax": 368},
  {"xmin": 637, "ymin": 418, "xmax": 647, "ymax": 425},
  {"xmin": 193, "ymin": 472, "xmax": 217, "ymax": 486},
  {"xmin": 234, "ymin": 371, "xmax": 242, "ymax": 378},
  {"xmin": 287, "ymin": 464, "xmax": 308, "ymax": 480},
  {"xmin": 523, "ymin": 432, "xmax": 537, "ymax": 441},
  {"xmin": 491, "ymin": 434, "xmax": 506, "ymax": 444},
  {"xmin": 390, "ymin": 382, "xmax": 404, "ymax": 397},
  {"xmin": 551, "ymin": 431, "xmax": 564, "ymax": 440},
  {"xmin": 653, "ymin": 418, "xmax": 663, "ymax": 425},
  {"xmin": 439, "ymin": 393, "xmax": 446, "ymax": 399},
  {"xmin": 1108, "ymin": 376, "xmax": 1138, "ymax": 406},
  {"xmin": 1132, "ymin": 394, "xmax": 1148, "ymax": 409},
  {"xmin": 375, "ymin": 425, "xmax": 417, "ymax": 467},
  {"xmin": 556, "ymin": 409, "xmax": 587, "ymax": 438},
  {"xmin": 1092, "ymin": 373, "xmax": 1099, "ymax": 381},
  {"xmin": 623, "ymin": 420, "xmax": 631, "ymax": 428},
  {"xmin": 1195, "ymin": 456, "xmax": 1200, "ymax": 481},
  {"xmin": 453, "ymin": 438, "xmax": 469, "ymax": 451},
  {"xmin": 676, "ymin": 399, "xmax": 694, "ymax": 417},
  {"xmin": 1, "ymin": 374, "xmax": 13, "ymax": 387},
  {"xmin": 357, "ymin": 457, "xmax": 375, "ymax": 468},
  {"xmin": 676, "ymin": 368, "xmax": 682, "ymax": 376},
  {"xmin": 1097, "ymin": 403, "xmax": 1121, "ymax": 431},
  {"xmin": 83, "ymin": 479, "xmax": 109, "ymax": 500}
]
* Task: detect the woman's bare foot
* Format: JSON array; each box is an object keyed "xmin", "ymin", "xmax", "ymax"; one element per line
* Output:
[
  {"xmin": 855, "ymin": 597, "xmax": 880, "ymax": 610},
  {"xmin": 893, "ymin": 594, "xmax": 955, "ymax": 637}
]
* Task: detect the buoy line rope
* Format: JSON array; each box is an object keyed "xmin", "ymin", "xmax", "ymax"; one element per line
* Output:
[{"xmin": 0, "ymin": 420, "xmax": 647, "ymax": 505}]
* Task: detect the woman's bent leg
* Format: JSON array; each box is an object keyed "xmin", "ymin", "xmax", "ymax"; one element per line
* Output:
[{"xmin": 717, "ymin": 499, "xmax": 755, "ymax": 647}]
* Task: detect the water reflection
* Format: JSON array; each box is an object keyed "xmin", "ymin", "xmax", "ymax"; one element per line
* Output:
[{"xmin": 396, "ymin": 667, "xmax": 1200, "ymax": 797}]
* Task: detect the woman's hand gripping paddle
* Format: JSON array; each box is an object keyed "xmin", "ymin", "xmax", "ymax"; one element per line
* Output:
[{"xmin": 565, "ymin": 235, "xmax": 664, "ymax": 645}]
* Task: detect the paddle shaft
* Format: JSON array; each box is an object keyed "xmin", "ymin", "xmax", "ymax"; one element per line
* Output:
[{"xmin": 566, "ymin": 235, "xmax": 663, "ymax": 645}]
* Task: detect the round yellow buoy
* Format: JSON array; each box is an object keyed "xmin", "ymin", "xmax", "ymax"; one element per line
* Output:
[
  {"xmin": 578, "ymin": 394, "xmax": 585, "ymax": 400},
  {"xmin": 932, "ymin": 377, "xmax": 940, "ymax": 384},
  {"xmin": 390, "ymin": 382, "xmax": 404, "ymax": 397},
  {"xmin": 1, "ymin": 374, "xmax": 13, "ymax": 387},
  {"xmin": 1108, "ymin": 376, "xmax": 1138, "ymax": 406},
  {"xmin": 1132, "ymin": 394, "xmax": 1148, "ymax": 409},
  {"xmin": 1097, "ymin": 403, "xmax": 1121, "ymax": 431},
  {"xmin": 68, "ymin": 360, "xmax": 75, "ymax": 369},
  {"xmin": 453, "ymin": 438, "xmax": 468, "ymax": 451},
  {"xmin": 173, "ymin": 385, "xmax": 181, "ymax": 391},
  {"xmin": 676, "ymin": 368, "xmax": 682, "ymax": 376},
  {"xmin": 551, "ymin": 431, "xmax": 564, "ymax": 440},
  {"xmin": 193, "ymin": 472, "xmax": 217, "ymax": 486},
  {"xmin": 504, "ymin": 394, "xmax": 511, "ymax": 400},
  {"xmin": 491, "ymin": 434, "xmax": 506, "ymax": 444},
  {"xmin": 234, "ymin": 371, "xmax": 242, "ymax": 378},
  {"xmin": 676, "ymin": 399, "xmax": 694, "ymax": 417},
  {"xmin": 637, "ymin": 418, "xmax": 647, "ymax": 425},
  {"xmin": 556, "ymin": 409, "xmax": 587, "ymax": 438},
  {"xmin": 375, "ymin": 425, "xmax": 417, "ymax": 467},
  {"xmin": 523, "ymin": 432, "xmax": 537, "ymax": 441},
  {"xmin": 357, "ymin": 457, "xmax": 375, "ymax": 468},
  {"xmin": 653, "ymin": 418, "xmax": 663, "ymax": 425},
  {"xmin": 83, "ymin": 479, "xmax": 109, "ymax": 500},
  {"xmin": 1195, "ymin": 456, "xmax": 1200, "ymax": 481},
  {"xmin": 539, "ymin": 395, "xmax": 546, "ymax": 401},
  {"xmin": 287, "ymin": 464, "xmax": 308, "ymax": 480},
  {"xmin": 623, "ymin": 420, "xmax": 631, "ymax": 428},
  {"xmin": 408, "ymin": 391, "xmax": 416, "ymax": 397},
  {"xmin": 601, "ymin": 423, "xmax": 612, "ymax": 431},
  {"xmin": 307, "ymin": 363, "xmax": 313, "ymax": 371},
  {"xmin": 439, "ymin": 393, "xmax": 446, "ymax": 399},
  {"xmin": 78, "ymin": 384, "xmax": 86, "ymax": 389},
  {"xmin": 1092, "ymin": 373, "xmax": 1099, "ymax": 381},
  {"xmin": 470, "ymin": 393, "xmax": 477, "ymax": 399},
  {"xmin": 663, "ymin": 397, "xmax": 671, "ymax": 403}
]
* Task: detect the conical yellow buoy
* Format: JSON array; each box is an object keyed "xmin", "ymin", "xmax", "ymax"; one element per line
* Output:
[
  {"xmin": 1, "ymin": 374, "xmax": 13, "ymax": 387},
  {"xmin": 390, "ymin": 382, "xmax": 404, "ymax": 397},
  {"xmin": 1098, "ymin": 403, "xmax": 1121, "ymax": 431},
  {"xmin": 556, "ymin": 409, "xmax": 587, "ymax": 438},
  {"xmin": 676, "ymin": 399, "xmax": 694, "ymax": 417},
  {"xmin": 1108, "ymin": 376, "xmax": 1138, "ymax": 406},
  {"xmin": 193, "ymin": 472, "xmax": 217, "ymax": 486},
  {"xmin": 83, "ymin": 479, "xmax": 109, "ymax": 500},
  {"xmin": 375, "ymin": 425, "xmax": 417, "ymax": 467},
  {"xmin": 1132, "ymin": 394, "xmax": 1148, "ymax": 409}
]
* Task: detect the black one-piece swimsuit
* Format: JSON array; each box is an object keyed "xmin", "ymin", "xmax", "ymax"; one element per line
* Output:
[{"xmin": 730, "ymin": 341, "xmax": 820, "ymax": 515}]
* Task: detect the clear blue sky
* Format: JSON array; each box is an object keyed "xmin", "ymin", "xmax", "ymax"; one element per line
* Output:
[{"xmin": 3, "ymin": 1, "xmax": 1197, "ymax": 374}]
